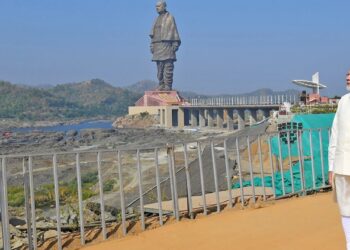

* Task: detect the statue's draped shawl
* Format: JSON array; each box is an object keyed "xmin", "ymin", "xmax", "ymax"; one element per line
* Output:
[{"xmin": 150, "ymin": 12, "xmax": 181, "ymax": 42}]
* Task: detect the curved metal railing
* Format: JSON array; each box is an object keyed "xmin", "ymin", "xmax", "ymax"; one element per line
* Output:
[{"xmin": 0, "ymin": 126, "xmax": 331, "ymax": 250}]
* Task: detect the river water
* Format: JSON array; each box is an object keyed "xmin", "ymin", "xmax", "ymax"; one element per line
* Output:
[{"xmin": 13, "ymin": 120, "xmax": 113, "ymax": 133}]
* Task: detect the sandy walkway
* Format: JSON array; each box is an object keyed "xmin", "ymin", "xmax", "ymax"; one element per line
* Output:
[{"xmin": 81, "ymin": 193, "xmax": 344, "ymax": 250}]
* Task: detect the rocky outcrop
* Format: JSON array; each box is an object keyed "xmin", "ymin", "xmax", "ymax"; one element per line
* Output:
[
  {"xmin": 86, "ymin": 202, "xmax": 119, "ymax": 217},
  {"xmin": 113, "ymin": 113, "xmax": 158, "ymax": 128}
]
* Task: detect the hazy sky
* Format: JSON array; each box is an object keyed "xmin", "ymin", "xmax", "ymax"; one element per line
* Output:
[{"xmin": 0, "ymin": 0, "xmax": 349, "ymax": 96}]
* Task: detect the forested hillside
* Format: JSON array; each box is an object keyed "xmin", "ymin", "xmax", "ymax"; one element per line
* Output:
[{"xmin": 0, "ymin": 79, "xmax": 140, "ymax": 121}]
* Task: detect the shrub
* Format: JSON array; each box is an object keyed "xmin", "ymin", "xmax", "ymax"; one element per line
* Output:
[
  {"xmin": 103, "ymin": 179, "xmax": 116, "ymax": 192},
  {"xmin": 8, "ymin": 187, "xmax": 25, "ymax": 207},
  {"xmin": 140, "ymin": 112, "xmax": 149, "ymax": 118},
  {"xmin": 7, "ymin": 171, "xmax": 100, "ymax": 208}
]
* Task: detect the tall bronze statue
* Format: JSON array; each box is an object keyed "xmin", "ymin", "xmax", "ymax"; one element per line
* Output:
[{"xmin": 150, "ymin": 1, "xmax": 181, "ymax": 91}]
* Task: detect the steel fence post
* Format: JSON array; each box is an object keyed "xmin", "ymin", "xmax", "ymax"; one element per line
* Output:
[
  {"xmin": 170, "ymin": 147, "xmax": 180, "ymax": 221},
  {"xmin": 319, "ymin": 129, "xmax": 326, "ymax": 187},
  {"xmin": 137, "ymin": 150, "xmax": 146, "ymax": 230},
  {"xmin": 97, "ymin": 152, "xmax": 107, "ymax": 239},
  {"xmin": 23, "ymin": 158, "xmax": 33, "ymax": 250},
  {"xmin": 257, "ymin": 136, "xmax": 266, "ymax": 201},
  {"xmin": 309, "ymin": 129, "xmax": 316, "ymax": 190},
  {"xmin": 267, "ymin": 137, "xmax": 277, "ymax": 199},
  {"xmin": 167, "ymin": 146, "xmax": 176, "ymax": 218},
  {"xmin": 277, "ymin": 133, "xmax": 286, "ymax": 195},
  {"xmin": 117, "ymin": 151, "xmax": 127, "ymax": 235},
  {"xmin": 287, "ymin": 131, "xmax": 295, "ymax": 193},
  {"xmin": 224, "ymin": 140, "xmax": 233, "ymax": 208},
  {"xmin": 0, "ymin": 157, "xmax": 10, "ymax": 250},
  {"xmin": 247, "ymin": 136, "xmax": 256, "ymax": 203},
  {"xmin": 154, "ymin": 148, "xmax": 164, "ymax": 225},
  {"xmin": 236, "ymin": 137, "xmax": 245, "ymax": 205},
  {"xmin": 197, "ymin": 142, "xmax": 207, "ymax": 215},
  {"xmin": 28, "ymin": 156, "xmax": 37, "ymax": 249},
  {"xmin": 210, "ymin": 141, "xmax": 221, "ymax": 212},
  {"xmin": 75, "ymin": 153, "xmax": 85, "ymax": 245},
  {"xmin": 53, "ymin": 154, "xmax": 62, "ymax": 250},
  {"xmin": 297, "ymin": 130, "xmax": 305, "ymax": 194},
  {"xmin": 183, "ymin": 144, "xmax": 193, "ymax": 219}
]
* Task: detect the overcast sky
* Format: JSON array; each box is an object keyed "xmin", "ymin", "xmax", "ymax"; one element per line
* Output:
[{"xmin": 0, "ymin": 0, "xmax": 349, "ymax": 96}]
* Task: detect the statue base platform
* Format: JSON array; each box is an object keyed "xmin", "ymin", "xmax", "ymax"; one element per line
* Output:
[{"xmin": 135, "ymin": 90, "xmax": 187, "ymax": 107}]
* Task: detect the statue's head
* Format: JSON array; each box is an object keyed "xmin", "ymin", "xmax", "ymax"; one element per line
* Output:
[{"xmin": 156, "ymin": 1, "xmax": 167, "ymax": 14}]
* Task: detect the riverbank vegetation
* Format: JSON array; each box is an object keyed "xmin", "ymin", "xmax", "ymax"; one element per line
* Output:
[
  {"xmin": 8, "ymin": 171, "xmax": 117, "ymax": 208},
  {"xmin": 291, "ymin": 104, "xmax": 337, "ymax": 114}
]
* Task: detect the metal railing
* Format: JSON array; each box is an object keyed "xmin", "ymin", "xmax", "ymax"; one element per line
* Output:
[
  {"xmin": 189, "ymin": 94, "xmax": 298, "ymax": 106},
  {"xmin": 0, "ymin": 127, "xmax": 331, "ymax": 250}
]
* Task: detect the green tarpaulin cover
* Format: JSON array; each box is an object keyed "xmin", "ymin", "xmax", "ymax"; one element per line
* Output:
[{"xmin": 233, "ymin": 113, "xmax": 335, "ymax": 196}]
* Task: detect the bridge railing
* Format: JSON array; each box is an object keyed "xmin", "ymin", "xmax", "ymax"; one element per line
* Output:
[
  {"xmin": 189, "ymin": 94, "xmax": 298, "ymax": 106},
  {"xmin": 0, "ymin": 126, "xmax": 331, "ymax": 250}
]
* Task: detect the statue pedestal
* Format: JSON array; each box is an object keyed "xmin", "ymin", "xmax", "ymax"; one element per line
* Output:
[
  {"xmin": 128, "ymin": 90, "xmax": 188, "ymax": 128},
  {"xmin": 135, "ymin": 90, "xmax": 186, "ymax": 107}
]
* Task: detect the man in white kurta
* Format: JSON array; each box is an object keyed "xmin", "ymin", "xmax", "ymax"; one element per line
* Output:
[{"xmin": 329, "ymin": 70, "xmax": 350, "ymax": 249}]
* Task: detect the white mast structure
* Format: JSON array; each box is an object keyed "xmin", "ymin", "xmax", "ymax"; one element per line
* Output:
[{"xmin": 292, "ymin": 72, "xmax": 327, "ymax": 94}]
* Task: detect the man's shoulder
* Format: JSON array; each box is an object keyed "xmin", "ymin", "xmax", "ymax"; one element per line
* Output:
[
  {"xmin": 340, "ymin": 93, "xmax": 350, "ymax": 103},
  {"xmin": 336, "ymin": 93, "xmax": 350, "ymax": 108}
]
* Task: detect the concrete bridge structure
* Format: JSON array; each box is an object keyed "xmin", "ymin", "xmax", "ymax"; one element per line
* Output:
[
  {"xmin": 159, "ymin": 104, "xmax": 280, "ymax": 130},
  {"xmin": 129, "ymin": 92, "xmax": 298, "ymax": 130}
]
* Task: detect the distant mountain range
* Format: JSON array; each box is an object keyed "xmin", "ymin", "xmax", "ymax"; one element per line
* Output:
[
  {"xmin": 220, "ymin": 88, "xmax": 300, "ymax": 97},
  {"xmin": 124, "ymin": 80, "xmax": 158, "ymax": 93},
  {"xmin": 0, "ymin": 79, "xmax": 300, "ymax": 121},
  {"xmin": 124, "ymin": 80, "xmax": 300, "ymax": 98},
  {"xmin": 124, "ymin": 80, "xmax": 198, "ymax": 98}
]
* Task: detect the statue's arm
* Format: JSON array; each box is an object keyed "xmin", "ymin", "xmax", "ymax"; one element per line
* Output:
[
  {"xmin": 149, "ymin": 18, "xmax": 156, "ymax": 54},
  {"xmin": 172, "ymin": 41, "xmax": 180, "ymax": 52}
]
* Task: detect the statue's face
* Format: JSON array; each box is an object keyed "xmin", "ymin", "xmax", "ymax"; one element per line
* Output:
[
  {"xmin": 156, "ymin": 2, "xmax": 166, "ymax": 14},
  {"xmin": 346, "ymin": 72, "xmax": 350, "ymax": 90}
]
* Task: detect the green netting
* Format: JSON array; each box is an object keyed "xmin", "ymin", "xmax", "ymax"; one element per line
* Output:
[{"xmin": 233, "ymin": 113, "xmax": 335, "ymax": 196}]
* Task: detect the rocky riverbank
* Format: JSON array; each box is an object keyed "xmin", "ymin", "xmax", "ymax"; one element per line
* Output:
[
  {"xmin": 2, "ymin": 201, "xmax": 131, "ymax": 250},
  {"xmin": 0, "ymin": 126, "xmax": 222, "ymax": 156}
]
